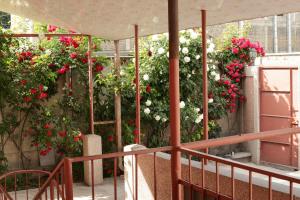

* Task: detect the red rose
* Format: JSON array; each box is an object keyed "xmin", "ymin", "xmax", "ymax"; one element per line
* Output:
[
  {"xmin": 208, "ymin": 92, "xmax": 213, "ymax": 98},
  {"xmin": 221, "ymin": 91, "xmax": 227, "ymax": 96},
  {"xmin": 235, "ymin": 78, "xmax": 240, "ymax": 83},
  {"xmin": 232, "ymin": 48, "xmax": 239, "ymax": 54},
  {"xmin": 70, "ymin": 52, "xmax": 77, "ymax": 59},
  {"xmin": 108, "ymin": 135, "xmax": 114, "ymax": 142},
  {"xmin": 20, "ymin": 80, "xmax": 27, "ymax": 86},
  {"xmin": 91, "ymin": 58, "xmax": 97, "ymax": 63},
  {"xmin": 57, "ymin": 68, "xmax": 67, "ymax": 74},
  {"xmin": 48, "ymin": 25, "xmax": 57, "ymax": 32},
  {"xmin": 133, "ymin": 129, "xmax": 139, "ymax": 135},
  {"xmin": 95, "ymin": 65, "xmax": 104, "ymax": 72},
  {"xmin": 74, "ymin": 137, "xmax": 80, "ymax": 142},
  {"xmin": 81, "ymin": 58, "xmax": 88, "ymax": 64},
  {"xmin": 30, "ymin": 88, "xmax": 37, "ymax": 95},
  {"xmin": 58, "ymin": 131, "xmax": 67, "ymax": 137},
  {"xmin": 23, "ymin": 96, "xmax": 32, "ymax": 102},
  {"xmin": 43, "ymin": 123, "xmax": 50, "ymax": 129},
  {"xmin": 38, "ymin": 92, "xmax": 48, "ymax": 99},
  {"xmin": 47, "ymin": 130, "xmax": 52, "ymax": 137},
  {"xmin": 72, "ymin": 40, "xmax": 79, "ymax": 48},
  {"xmin": 146, "ymin": 85, "xmax": 151, "ymax": 93}
]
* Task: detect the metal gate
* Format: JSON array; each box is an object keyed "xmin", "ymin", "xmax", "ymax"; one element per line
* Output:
[{"xmin": 260, "ymin": 66, "xmax": 299, "ymax": 168}]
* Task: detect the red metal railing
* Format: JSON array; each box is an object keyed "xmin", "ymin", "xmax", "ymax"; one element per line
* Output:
[
  {"xmin": 179, "ymin": 147, "xmax": 299, "ymax": 200},
  {"xmin": 0, "ymin": 169, "xmax": 51, "ymax": 200}
]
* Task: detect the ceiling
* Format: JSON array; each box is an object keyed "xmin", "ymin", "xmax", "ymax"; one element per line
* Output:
[{"xmin": 1, "ymin": 0, "xmax": 300, "ymax": 40}]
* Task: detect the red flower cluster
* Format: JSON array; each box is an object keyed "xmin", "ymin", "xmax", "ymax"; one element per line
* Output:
[
  {"xmin": 58, "ymin": 131, "xmax": 67, "ymax": 138},
  {"xmin": 95, "ymin": 64, "xmax": 104, "ymax": 72},
  {"xmin": 73, "ymin": 132, "xmax": 82, "ymax": 142},
  {"xmin": 146, "ymin": 84, "xmax": 151, "ymax": 93},
  {"xmin": 57, "ymin": 64, "xmax": 70, "ymax": 74},
  {"xmin": 108, "ymin": 135, "xmax": 114, "ymax": 142},
  {"xmin": 17, "ymin": 51, "xmax": 33, "ymax": 62},
  {"xmin": 231, "ymin": 37, "xmax": 265, "ymax": 57},
  {"xmin": 225, "ymin": 60, "xmax": 245, "ymax": 83},
  {"xmin": 48, "ymin": 25, "xmax": 57, "ymax": 32},
  {"xmin": 22, "ymin": 84, "xmax": 48, "ymax": 103},
  {"xmin": 59, "ymin": 36, "xmax": 79, "ymax": 48}
]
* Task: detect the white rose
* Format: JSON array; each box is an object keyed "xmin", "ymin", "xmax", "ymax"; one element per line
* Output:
[
  {"xmin": 162, "ymin": 118, "xmax": 167, "ymax": 122},
  {"xmin": 194, "ymin": 108, "xmax": 200, "ymax": 113},
  {"xmin": 195, "ymin": 114, "xmax": 204, "ymax": 124},
  {"xmin": 187, "ymin": 74, "xmax": 191, "ymax": 78},
  {"xmin": 208, "ymin": 98, "xmax": 214, "ymax": 103},
  {"xmin": 192, "ymin": 70, "xmax": 195, "ymax": 74},
  {"xmin": 190, "ymin": 31, "xmax": 198, "ymax": 39},
  {"xmin": 145, "ymin": 99, "xmax": 152, "ymax": 106},
  {"xmin": 150, "ymin": 46, "xmax": 154, "ymax": 52},
  {"xmin": 214, "ymin": 74, "xmax": 221, "ymax": 81},
  {"xmin": 182, "ymin": 47, "xmax": 189, "ymax": 54},
  {"xmin": 167, "ymin": 52, "xmax": 169, "ymax": 58},
  {"xmin": 155, "ymin": 115, "xmax": 161, "ymax": 121},
  {"xmin": 196, "ymin": 55, "xmax": 200, "ymax": 60},
  {"xmin": 158, "ymin": 47, "xmax": 165, "ymax": 55},
  {"xmin": 207, "ymin": 43, "xmax": 215, "ymax": 53},
  {"xmin": 184, "ymin": 57, "xmax": 191, "ymax": 63},
  {"xmin": 144, "ymin": 108, "xmax": 151, "ymax": 115},
  {"xmin": 120, "ymin": 70, "xmax": 125, "ymax": 76},
  {"xmin": 143, "ymin": 74, "xmax": 149, "ymax": 81},
  {"xmin": 179, "ymin": 101, "xmax": 185, "ymax": 108},
  {"xmin": 179, "ymin": 36, "xmax": 186, "ymax": 44}
]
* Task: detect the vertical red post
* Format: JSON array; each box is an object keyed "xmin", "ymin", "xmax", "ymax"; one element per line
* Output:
[
  {"xmin": 201, "ymin": 10, "xmax": 208, "ymax": 154},
  {"xmin": 134, "ymin": 24, "xmax": 141, "ymax": 144},
  {"xmin": 88, "ymin": 35, "xmax": 94, "ymax": 134},
  {"xmin": 168, "ymin": 0, "xmax": 181, "ymax": 199},
  {"xmin": 64, "ymin": 158, "xmax": 73, "ymax": 200}
]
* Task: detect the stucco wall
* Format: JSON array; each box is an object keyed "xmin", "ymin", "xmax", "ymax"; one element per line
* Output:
[{"xmin": 125, "ymin": 145, "xmax": 300, "ymax": 200}]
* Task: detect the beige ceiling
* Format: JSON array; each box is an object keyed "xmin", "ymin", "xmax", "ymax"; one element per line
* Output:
[{"xmin": 1, "ymin": 0, "xmax": 300, "ymax": 40}]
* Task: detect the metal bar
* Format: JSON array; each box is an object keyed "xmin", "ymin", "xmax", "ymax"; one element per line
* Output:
[
  {"xmin": 289, "ymin": 69, "xmax": 294, "ymax": 166},
  {"xmin": 154, "ymin": 152, "xmax": 157, "ymax": 200},
  {"xmin": 91, "ymin": 160, "xmax": 95, "ymax": 200},
  {"xmin": 26, "ymin": 173, "xmax": 28, "ymax": 200},
  {"xmin": 231, "ymin": 166, "xmax": 235, "ymax": 199},
  {"xmin": 249, "ymin": 171, "xmax": 252, "ymax": 200},
  {"xmin": 14, "ymin": 173, "xmax": 16, "ymax": 200},
  {"xmin": 216, "ymin": 162, "xmax": 219, "ymax": 195},
  {"xmin": 273, "ymin": 15, "xmax": 278, "ymax": 53},
  {"xmin": 0, "ymin": 33, "xmax": 89, "ymax": 38},
  {"xmin": 180, "ymin": 147, "xmax": 300, "ymax": 184},
  {"xmin": 287, "ymin": 14, "xmax": 292, "ymax": 53},
  {"xmin": 201, "ymin": 9, "xmax": 209, "ymax": 154},
  {"xmin": 182, "ymin": 127, "xmax": 300, "ymax": 150},
  {"xmin": 201, "ymin": 157, "xmax": 205, "ymax": 200},
  {"xmin": 188, "ymin": 155, "xmax": 192, "ymax": 200},
  {"xmin": 132, "ymin": 155, "xmax": 135, "ymax": 200},
  {"xmin": 260, "ymin": 114, "xmax": 291, "ymax": 119},
  {"xmin": 63, "ymin": 158, "xmax": 73, "ymax": 200},
  {"xmin": 61, "ymin": 167, "xmax": 65, "ymax": 200},
  {"xmin": 269, "ymin": 176, "xmax": 272, "ymax": 200},
  {"xmin": 135, "ymin": 155, "xmax": 138, "ymax": 200},
  {"xmin": 50, "ymin": 180, "xmax": 55, "ymax": 200},
  {"xmin": 56, "ymin": 174, "xmax": 59, "ymax": 200},
  {"xmin": 134, "ymin": 24, "xmax": 141, "ymax": 144},
  {"xmin": 260, "ymin": 67, "xmax": 298, "ymax": 70},
  {"xmin": 290, "ymin": 181, "xmax": 293, "ymax": 200},
  {"xmin": 260, "ymin": 90, "xmax": 290, "ymax": 94},
  {"xmin": 114, "ymin": 158, "xmax": 118, "ymax": 200},
  {"xmin": 168, "ymin": 0, "xmax": 181, "ymax": 199},
  {"xmin": 93, "ymin": 120, "xmax": 115, "ymax": 125},
  {"xmin": 88, "ymin": 35, "xmax": 94, "ymax": 134}
]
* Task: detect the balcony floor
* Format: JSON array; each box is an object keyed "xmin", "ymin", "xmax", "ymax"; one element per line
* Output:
[{"xmin": 10, "ymin": 177, "xmax": 125, "ymax": 200}]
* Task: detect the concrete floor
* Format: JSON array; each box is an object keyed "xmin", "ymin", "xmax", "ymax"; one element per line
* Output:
[{"xmin": 9, "ymin": 177, "xmax": 125, "ymax": 200}]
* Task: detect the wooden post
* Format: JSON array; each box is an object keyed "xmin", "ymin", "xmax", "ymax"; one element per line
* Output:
[{"xmin": 168, "ymin": 0, "xmax": 181, "ymax": 199}]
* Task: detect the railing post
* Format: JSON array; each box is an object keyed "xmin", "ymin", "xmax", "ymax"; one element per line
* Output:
[
  {"xmin": 64, "ymin": 158, "xmax": 73, "ymax": 200},
  {"xmin": 50, "ymin": 179, "xmax": 55, "ymax": 200},
  {"xmin": 168, "ymin": 0, "xmax": 181, "ymax": 199}
]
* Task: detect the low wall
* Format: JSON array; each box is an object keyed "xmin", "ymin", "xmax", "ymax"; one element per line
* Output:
[{"xmin": 124, "ymin": 144, "xmax": 300, "ymax": 200}]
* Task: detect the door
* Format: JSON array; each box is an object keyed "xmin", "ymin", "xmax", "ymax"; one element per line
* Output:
[{"xmin": 259, "ymin": 66, "xmax": 299, "ymax": 168}]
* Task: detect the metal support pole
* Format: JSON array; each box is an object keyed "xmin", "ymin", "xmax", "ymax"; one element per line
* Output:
[
  {"xmin": 273, "ymin": 16, "xmax": 278, "ymax": 53},
  {"xmin": 287, "ymin": 13, "xmax": 292, "ymax": 53},
  {"xmin": 168, "ymin": 0, "xmax": 181, "ymax": 199},
  {"xmin": 114, "ymin": 40, "xmax": 123, "ymax": 170},
  {"xmin": 134, "ymin": 25, "xmax": 141, "ymax": 144},
  {"xmin": 64, "ymin": 158, "xmax": 73, "ymax": 200},
  {"xmin": 202, "ymin": 10, "xmax": 209, "ymax": 154},
  {"xmin": 88, "ymin": 35, "xmax": 94, "ymax": 134}
]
